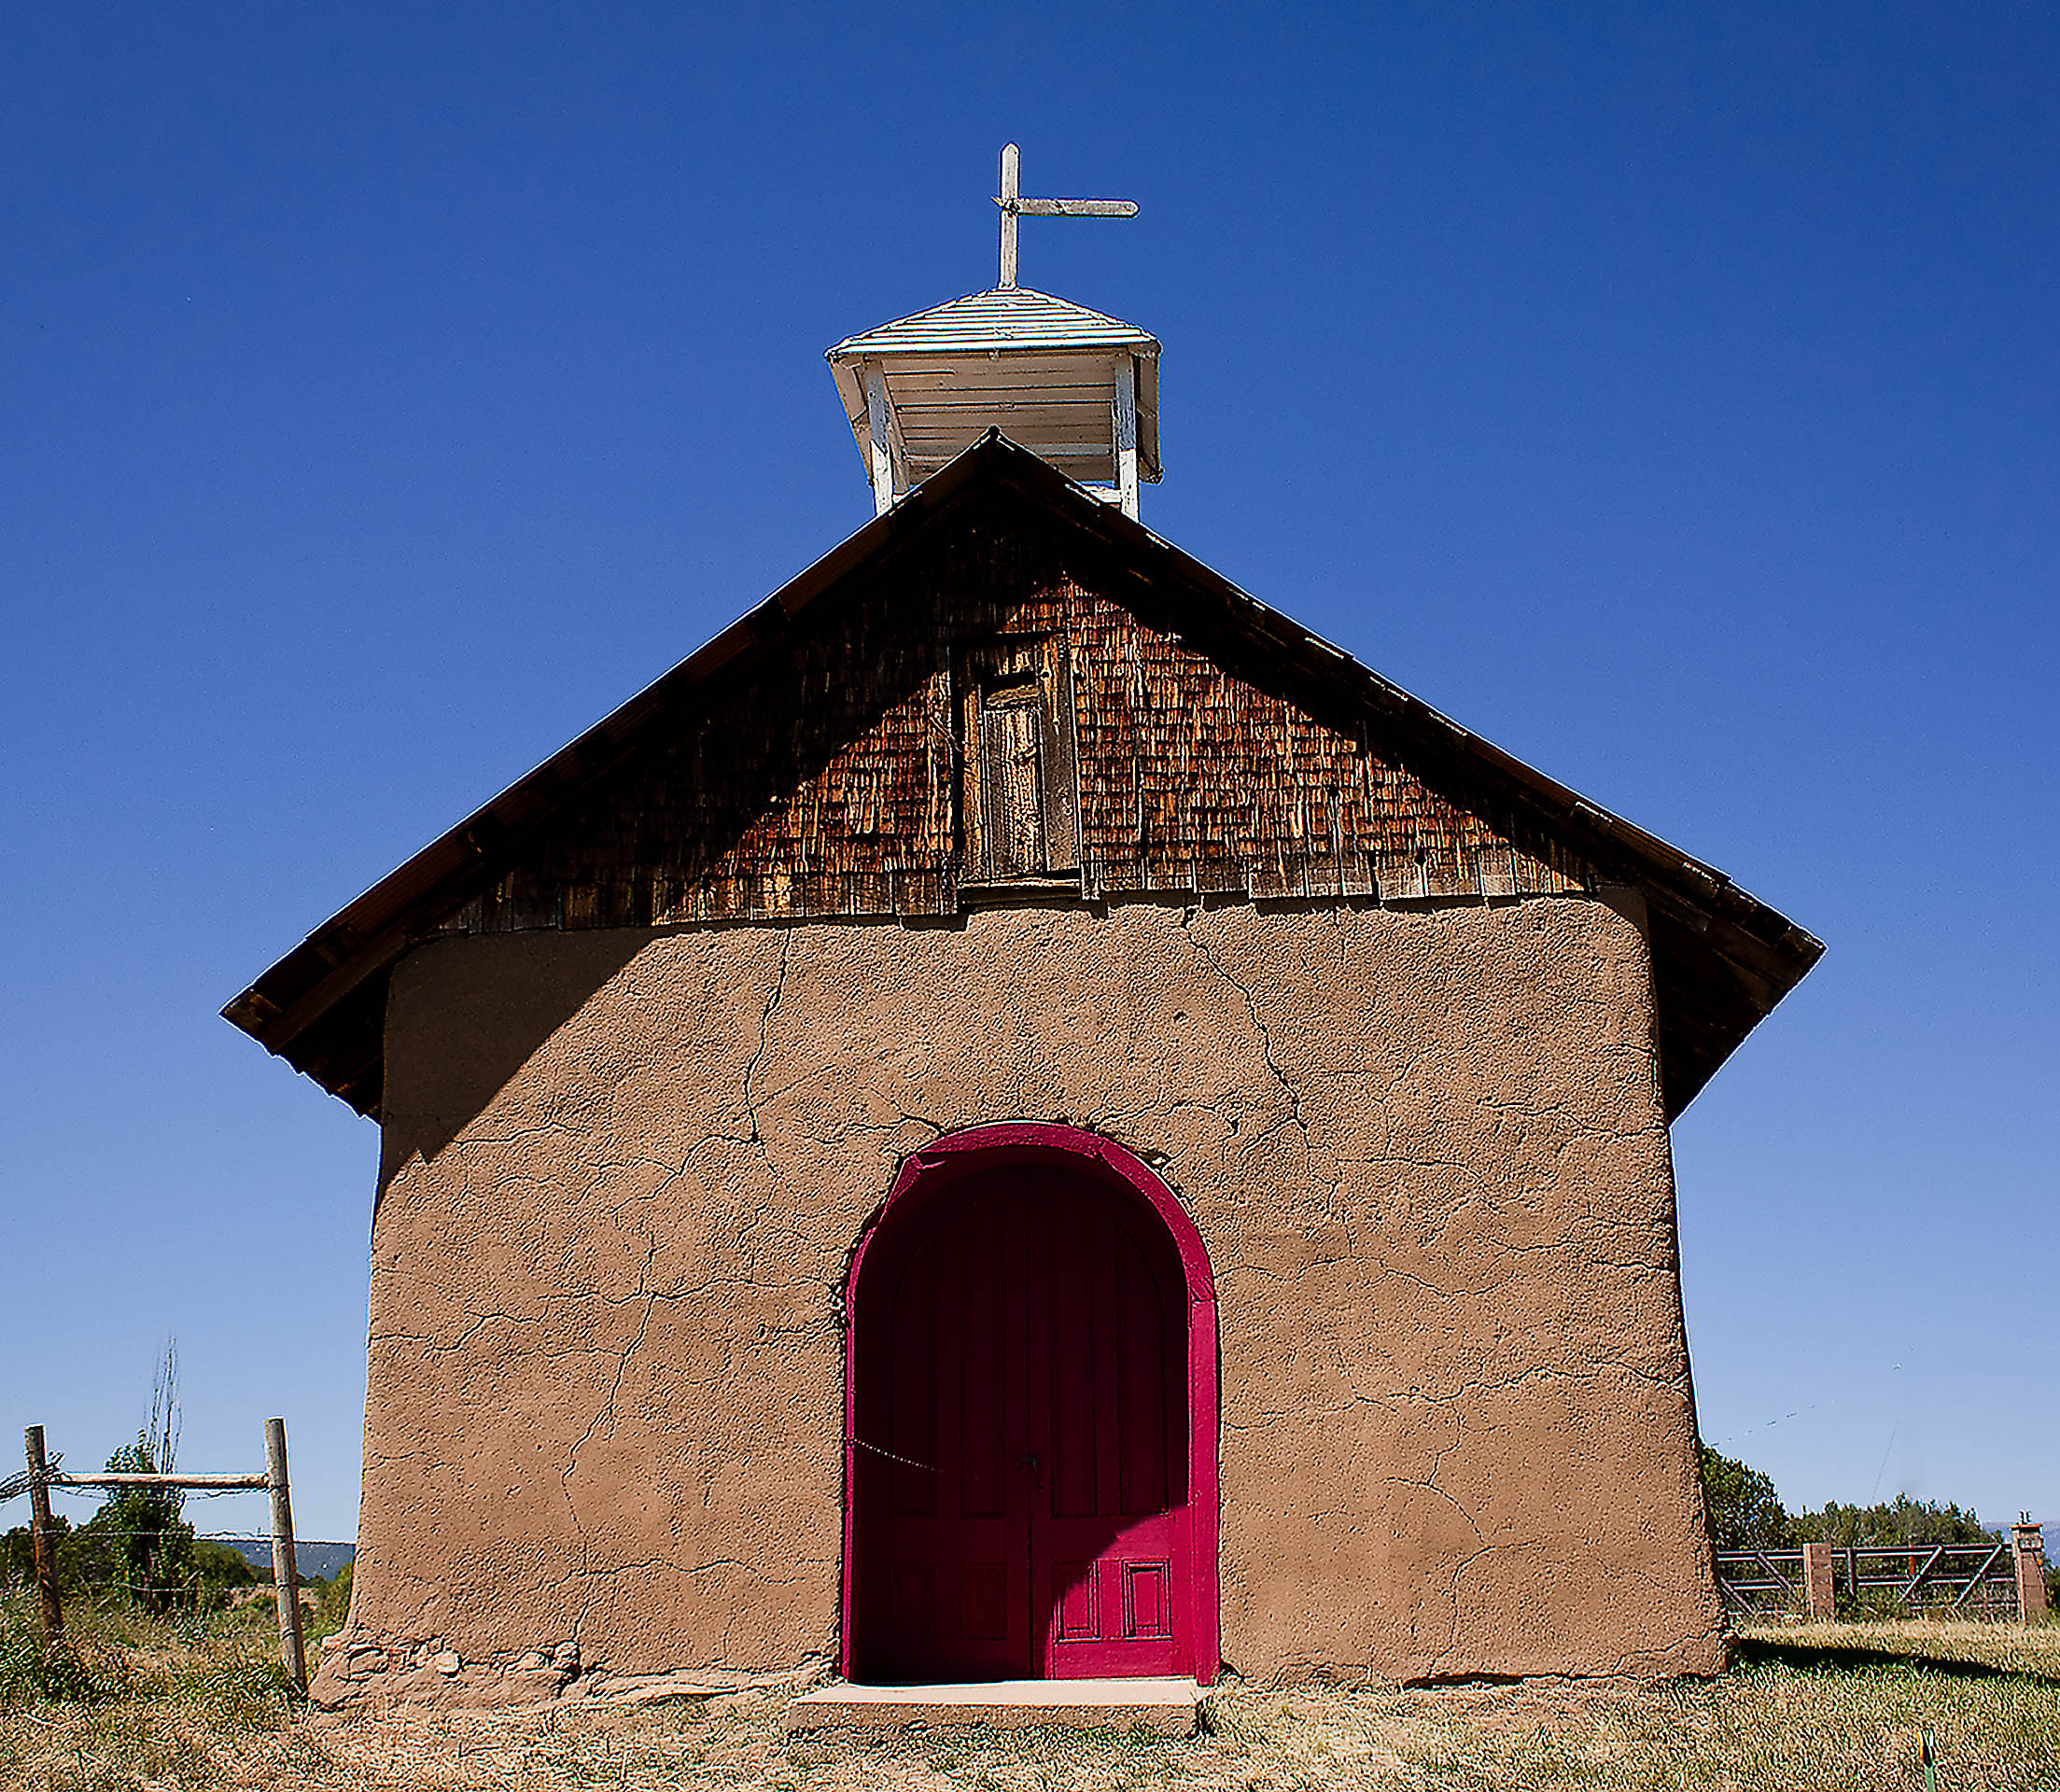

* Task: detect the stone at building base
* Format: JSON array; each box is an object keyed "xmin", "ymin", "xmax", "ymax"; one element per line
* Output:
[
  {"xmin": 784, "ymin": 1676, "xmax": 1203, "ymax": 1736},
  {"xmin": 308, "ymin": 1631, "xmax": 824, "ymax": 1713},
  {"xmin": 308, "ymin": 1632, "xmax": 583, "ymax": 1711},
  {"xmin": 570, "ymin": 1667, "xmax": 818, "ymax": 1707}
]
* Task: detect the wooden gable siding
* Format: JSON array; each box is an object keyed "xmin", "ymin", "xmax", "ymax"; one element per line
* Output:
[
  {"xmin": 1067, "ymin": 603, "xmax": 1585, "ymax": 904},
  {"xmin": 437, "ymin": 517, "xmax": 1587, "ymax": 939}
]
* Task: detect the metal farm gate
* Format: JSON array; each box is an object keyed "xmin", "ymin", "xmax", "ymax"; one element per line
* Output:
[{"xmin": 1716, "ymin": 1535, "xmax": 2037, "ymax": 1622}]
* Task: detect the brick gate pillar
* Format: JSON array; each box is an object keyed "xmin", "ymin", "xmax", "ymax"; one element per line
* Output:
[
  {"xmin": 1800, "ymin": 1541, "xmax": 1837, "ymax": 1620},
  {"xmin": 2013, "ymin": 1521, "xmax": 2048, "ymax": 1624}
]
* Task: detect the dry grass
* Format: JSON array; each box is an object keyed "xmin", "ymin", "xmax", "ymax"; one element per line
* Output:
[
  {"xmin": 4, "ymin": 1605, "xmax": 2056, "ymax": 1791},
  {"xmin": 0, "ymin": 1591, "xmax": 318, "ymax": 1790}
]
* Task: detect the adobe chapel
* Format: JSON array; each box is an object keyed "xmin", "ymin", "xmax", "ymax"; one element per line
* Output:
[{"xmin": 229, "ymin": 150, "xmax": 1819, "ymax": 1708}]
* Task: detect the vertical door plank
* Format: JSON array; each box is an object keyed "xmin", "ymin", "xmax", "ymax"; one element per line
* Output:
[{"xmin": 1039, "ymin": 636, "xmax": 1082, "ymax": 872}]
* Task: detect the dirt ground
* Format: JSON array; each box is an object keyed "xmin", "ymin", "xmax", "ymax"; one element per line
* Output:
[{"xmin": 5, "ymin": 1613, "xmax": 2057, "ymax": 1790}]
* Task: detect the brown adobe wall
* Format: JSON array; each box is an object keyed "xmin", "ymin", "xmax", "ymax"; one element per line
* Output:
[{"xmin": 312, "ymin": 893, "xmax": 1724, "ymax": 1706}]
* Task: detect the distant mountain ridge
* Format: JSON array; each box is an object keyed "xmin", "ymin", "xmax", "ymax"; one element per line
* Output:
[{"xmin": 204, "ymin": 1537, "xmax": 356, "ymax": 1581}]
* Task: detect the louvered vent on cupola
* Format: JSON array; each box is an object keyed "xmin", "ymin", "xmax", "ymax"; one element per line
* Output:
[{"xmin": 827, "ymin": 144, "xmax": 1159, "ymax": 520}]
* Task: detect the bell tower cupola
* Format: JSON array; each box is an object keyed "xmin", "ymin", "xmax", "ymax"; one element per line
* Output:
[{"xmin": 827, "ymin": 145, "xmax": 1160, "ymax": 519}]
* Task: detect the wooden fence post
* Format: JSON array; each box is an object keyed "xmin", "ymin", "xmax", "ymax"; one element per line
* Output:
[
  {"xmin": 1800, "ymin": 1541, "xmax": 1837, "ymax": 1620},
  {"xmin": 2013, "ymin": 1519, "xmax": 2048, "ymax": 1625},
  {"xmin": 265, "ymin": 1418, "xmax": 306, "ymax": 1692},
  {"xmin": 23, "ymin": 1426, "xmax": 63, "ymax": 1642}
]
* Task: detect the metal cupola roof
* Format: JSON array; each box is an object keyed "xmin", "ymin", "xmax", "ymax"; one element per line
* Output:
[{"xmin": 826, "ymin": 145, "xmax": 1159, "ymax": 519}]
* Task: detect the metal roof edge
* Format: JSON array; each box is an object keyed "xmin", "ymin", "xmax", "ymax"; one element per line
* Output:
[{"xmin": 826, "ymin": 287, "xmax": 1158, "ymax": 359}]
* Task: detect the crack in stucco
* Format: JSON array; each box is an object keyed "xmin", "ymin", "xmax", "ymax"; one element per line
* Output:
[
  {"xmin": 742, "ymin": 932, "xmax": 792, "ymax": 1147},
  {"xmin": 1178, "ymin": 906, "xmax": 1311, "ymax": 1169},
  {"xmin": 560, "ymin": 1234, "xmax": 661, "ymax": 1649}
]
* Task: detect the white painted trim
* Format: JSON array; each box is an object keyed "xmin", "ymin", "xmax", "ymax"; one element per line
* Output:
[
  {"xmin": 1113, "ymin": 356, "xmax": 1139, "ymax": 521},
  {"xmin": 863, "ymin": 361, "xmax": 896, "ymax": 515}
]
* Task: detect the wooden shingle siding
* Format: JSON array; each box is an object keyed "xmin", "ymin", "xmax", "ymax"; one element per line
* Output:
[
  {"xmin": 436, "ymin": 512, "xmax": 1587, "ymax": 940},
  {"xmin": 1067, "ymin": 603, "xmax": 1578, "ymax": 905}
]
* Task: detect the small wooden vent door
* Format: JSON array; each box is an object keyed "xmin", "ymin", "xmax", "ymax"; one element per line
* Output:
[
  {"xmin": 959, "ymin": 638, "xmax": 1080, "ymax": 883},
  {"xmin": 851, "ymin": 1167, "xmax": 1189, "ymax": 1681}
]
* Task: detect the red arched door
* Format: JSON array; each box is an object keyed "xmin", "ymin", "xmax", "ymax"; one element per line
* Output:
[{"xmin": 844, "ymin": 1126, "xmax": 1218, "ymax": 1685}]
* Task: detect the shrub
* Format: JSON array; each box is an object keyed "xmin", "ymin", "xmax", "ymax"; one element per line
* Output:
[{"xmin": 0, "ymin": 1599, "xmax": 126, "ymax": 1707}]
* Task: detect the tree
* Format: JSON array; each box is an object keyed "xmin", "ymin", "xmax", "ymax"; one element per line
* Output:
[
  {"xmin": 95, "ymin": 1340, "xmax": 196, "ymax": 1613},
  {"xmin": 1700, "ymin": 1445, "xmax": 1790, "ymax": 1549},
  {"xmin": 7, "ymin": 1345, "xmax": 261, "ymax": 1613},
  {"xmin": 1, "ymin": 1512, "xmax": 124, "ymax": 1598},
  {"xmin": 1, "ymin": 1515, "xmax": 66, "ymax": 1592},
  {"xmin": 1700, "ymin": 1439, "xmax": 2021, "ymax": 1582},
  {"xmin": 1792, "ymin": 1492, "xmax": 1999, "ymax": 1549}
]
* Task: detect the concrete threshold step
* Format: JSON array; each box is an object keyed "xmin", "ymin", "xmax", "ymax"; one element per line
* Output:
[{"xmin": 786, "ymin": 1675, "xmax": 1202, "ymax": 1736}]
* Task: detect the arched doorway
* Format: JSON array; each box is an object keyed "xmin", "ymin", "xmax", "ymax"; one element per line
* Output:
[{"xmin": 842, "ymin": 1124, "xmax": 1218, "ymax": 1685}]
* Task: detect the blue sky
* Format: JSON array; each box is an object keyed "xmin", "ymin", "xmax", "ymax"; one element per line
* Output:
[{"xmin": 3, "ymin": 3, "xmax": 2053, "ymax": 1547}]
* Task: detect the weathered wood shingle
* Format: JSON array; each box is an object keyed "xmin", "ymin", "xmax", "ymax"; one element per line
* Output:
[{"xmin": 437, "ymin": 515, "xmax": 1576, "ymax": 933}]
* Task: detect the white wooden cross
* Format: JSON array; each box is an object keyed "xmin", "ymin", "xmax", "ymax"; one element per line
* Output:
[{"xmin": 994, "ymin": 143, "xmax": 1138, "ymax": 289}]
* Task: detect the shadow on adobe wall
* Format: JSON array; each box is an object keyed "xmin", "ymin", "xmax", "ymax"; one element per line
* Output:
[{"xmin": 372, "ymin": 927, "xmax": 652, "ymax": 1215}]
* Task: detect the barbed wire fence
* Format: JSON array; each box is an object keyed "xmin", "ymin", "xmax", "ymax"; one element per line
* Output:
[
  {"xmin": 7, "ymin": 1421, "xmax": 318, "ymax": 1691},
  {"xmin": 8, "ymin": 1516, "xmax": 356, "ymax": 1597}
]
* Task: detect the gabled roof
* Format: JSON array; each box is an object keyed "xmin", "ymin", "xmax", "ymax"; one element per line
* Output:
[
  {"xmin": 225, "ymin": 432, "xmax": 1820, "ymax": 1122},
  {"xmin": 826, "ymin": 287, "xmax": 1160, "ymax": 358}
]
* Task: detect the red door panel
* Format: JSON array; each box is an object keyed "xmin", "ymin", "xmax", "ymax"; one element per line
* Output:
[
  {"xmin": 1029, "ymin": 1187, "xmax": 1185, "ymax": 1677},
  {"xmin": 857, "ymin": 1186, "xmax": 1030, "ymax": 1680},
  {"xmin": 851, "ymin": 1162, "xmax": 1191, "ymax": 1681}
]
